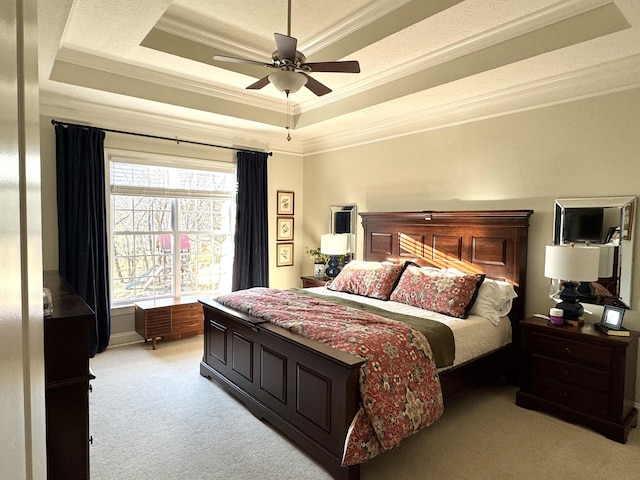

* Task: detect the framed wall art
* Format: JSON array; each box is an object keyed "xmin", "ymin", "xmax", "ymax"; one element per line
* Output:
[
  {"xmin": 276, "ymin": 242, "xmax": 294, "ymax": 267},
  {"xmin": 276, "ymin": 216, "xmax": 294, "ymax": 241},
  {"xmin": 277, "ymin": 190, "xmax": 294, "ymax": 215}
]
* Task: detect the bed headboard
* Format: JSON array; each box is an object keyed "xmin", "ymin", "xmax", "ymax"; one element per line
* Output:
[{"xmin": 359, "ymin": 210, "xmax": 533, "ymax": 323}]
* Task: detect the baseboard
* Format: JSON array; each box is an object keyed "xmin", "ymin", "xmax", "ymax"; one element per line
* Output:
[{"xmin": 109, "ymin": 331, "xmax": 144, "ymax": 346}]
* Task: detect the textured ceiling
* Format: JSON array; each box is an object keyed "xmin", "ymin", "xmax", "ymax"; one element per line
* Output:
[{"xmin": 38, "ymin": 0, "xmax": 640, "ymax": 154}]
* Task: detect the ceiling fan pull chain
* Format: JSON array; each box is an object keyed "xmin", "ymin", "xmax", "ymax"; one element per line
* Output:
[{"xmin": 286, "ymin": 92, "xmax": 292, "ymax": 141}]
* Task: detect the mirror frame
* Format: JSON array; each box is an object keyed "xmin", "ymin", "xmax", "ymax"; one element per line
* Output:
[
  {"xmin": 553, "ymin": 196, "xmax": 637, "ymax": 308},
  {"xmin": 330, "ymin": 205, "xmax": 357, "ymax": 257}
]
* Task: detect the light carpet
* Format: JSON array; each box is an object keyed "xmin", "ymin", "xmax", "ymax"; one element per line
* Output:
[{"xmin": 89, "ymin": 336, "xmax": 640, "ymax": 480}]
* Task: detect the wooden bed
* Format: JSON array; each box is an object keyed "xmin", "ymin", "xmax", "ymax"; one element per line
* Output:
[{"xmin": 199, "ymin": 209, "xmax": 532, "ymax": 480}]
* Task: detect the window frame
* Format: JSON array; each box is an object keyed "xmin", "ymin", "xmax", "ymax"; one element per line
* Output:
[{"xmin": 106, "ymin": 149, "xmax": 236, "ymax": 307}]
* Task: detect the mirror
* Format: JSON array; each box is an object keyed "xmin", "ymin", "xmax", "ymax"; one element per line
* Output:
[
  {"xmin": 330, "ymin": 205, "xmax": 357, "ymax": 257},
  {"xmin": 553, "ymin": 196, "xmax": 637, "ymax": 308}
]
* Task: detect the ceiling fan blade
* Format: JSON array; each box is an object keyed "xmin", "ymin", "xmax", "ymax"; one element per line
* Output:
[
  {"xmin": 300, "ymin": 73, "xmax": 332, "ymax": 96},
  {"xmin": 301, "ymin": 61, "xmax": 360, "ymax": 73},
  {"xmin": 246, "ymin": 75, "xmax": 271, "ymax": 90},
  {"xmin": 274, "ymin": 33, "xmax": 297, "ymax": 62},
  {"xmin": 213, "ymin": 55, "xmax": 272, "ymax": 68}
]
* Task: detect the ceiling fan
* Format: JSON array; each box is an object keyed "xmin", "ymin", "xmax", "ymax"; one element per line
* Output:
[{"xmin": 212, "ymin": 0, "xmax": 360, "ymax": 97}]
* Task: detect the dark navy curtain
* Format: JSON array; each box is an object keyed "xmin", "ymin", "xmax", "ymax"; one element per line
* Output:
[
  {"xmin": 55, "ymin": 124, "xmax": 111, "ymax": 356},
  {"xmin": 232, "ymin": 151, "xmax": 269, "ymax": 290}
]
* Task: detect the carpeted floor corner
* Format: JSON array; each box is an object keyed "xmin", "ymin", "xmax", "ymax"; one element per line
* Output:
[{"xmin": 89, "ymin": 336, "xmax": 640, "ymax": 480}]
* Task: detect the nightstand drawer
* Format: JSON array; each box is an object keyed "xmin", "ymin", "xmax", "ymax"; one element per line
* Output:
[
  {"xmin": 529, "ymin": 331, "xmax": 612, "ymax": 368},
  {"xmin": 531, "ymin": 377, "xmax": 609, "ymax": 417},
  {"xmin": 531, "ymin": 355, "xmax": 610, "ymax": 392}
]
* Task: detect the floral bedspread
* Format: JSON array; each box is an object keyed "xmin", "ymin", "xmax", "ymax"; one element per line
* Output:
[{"xmin": 215, "ymin": 287, "xmax": 444, "ymax": 465}]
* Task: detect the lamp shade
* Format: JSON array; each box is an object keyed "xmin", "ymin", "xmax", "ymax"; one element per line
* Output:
[
  {"xmin": 268, "ymin": 70, "xmax": 308, "ymax": 93},
  {"xmin": 544, "ymin": 244, "xmax": 600, "ymax": 281},
  {"xmin": 320, "ymin": 234, "xmax": 349, "ymax": 255}
]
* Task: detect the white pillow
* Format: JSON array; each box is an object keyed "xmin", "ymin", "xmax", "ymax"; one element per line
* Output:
[{"xmin": 468, "ymin": 279, "xmax": 518, "ymax": 326}]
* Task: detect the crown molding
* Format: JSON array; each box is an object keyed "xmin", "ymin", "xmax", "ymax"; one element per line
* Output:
[
  {"xmin": 39, "ymin": 90, "xmax": 304, "ymax": 156},
  {"xmin": 299, "ymin": 0, "xmax": 413, "ymax": 55},
  {"xmin": 54, "ymin": 47, "xmax": 285, "ymax": 113},
  {"xmin": 155, "ymin": 14, "xmax": 271, "ymax": 60},
  {"xmin": 300, "ymin": 0, "xmax": 614, "ymax": 110},
  {"xmin": 301, "ymin": 54, "xmax": 640, "ymax": 155},
  {"xmin": 40, "ymin": 52, "xmax": 640, "ymax": 158},
  {"xmin": 157, "ymin": 0, "xmax": 411, "ymax": 59}
]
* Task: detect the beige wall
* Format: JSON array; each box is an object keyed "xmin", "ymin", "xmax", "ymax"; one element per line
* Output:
[{"xmin": 268, "ymin": 152, "xmax": 305, "ymax": 289}]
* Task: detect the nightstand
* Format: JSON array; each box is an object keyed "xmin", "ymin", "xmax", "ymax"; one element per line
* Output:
[
  {"xmin": 516, "ymin": 316, "xmax": 639, "ymax": 443},
  {"xmin": 300, "ymin": 275, "xmax": 331, "ymax": 288}
]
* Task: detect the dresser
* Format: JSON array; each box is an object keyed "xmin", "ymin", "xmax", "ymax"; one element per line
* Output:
[
  {"xmin": 135, "ymin": 296, "xmax": 204, "ymax": 349},
  {"xmin": 516, "ymin": 316, "xmax": 639, "ymax": 443},
  {"xmin": 44, "ymin": 271, "xmax": 95, "ymax": 480}
]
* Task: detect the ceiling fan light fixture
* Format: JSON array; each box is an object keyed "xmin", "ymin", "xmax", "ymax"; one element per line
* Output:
[{"xmin": 268, "ymin": 70, "xmax": 307, "ymax": 94}]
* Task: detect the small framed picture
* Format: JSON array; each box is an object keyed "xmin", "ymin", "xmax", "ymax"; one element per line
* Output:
[
  {"xmin": 276, "ymin": 243, "xmax": 294, "ymax": 267},
  {"xmin": 601, "ymin": 305, "xmax": 625, "ymax": 330},
  {"xmin": 622, "ymin": 202, "xmax": 634, "ymax": 240},
  {"xmin": 277, "ymin": 190, "xmax": 294, "ymax": 215},
  {"xmin": 276, "ymin": 217, "xmax": 294, "ymax": 241},
  {"xmin": 605, "ymin": 227, "xmax": 620, "ymax": 244}
]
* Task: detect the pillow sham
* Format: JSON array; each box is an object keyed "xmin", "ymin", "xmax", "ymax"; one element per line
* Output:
[
  {"xmin": 328, "ymin": 260, "xmax": 403, "ymax": 300},
  {"xmin": 468, "ymin": 279, "xmax": 518, "ymax": 325},
  {"xmin": 389, "ymin": 266, "xmax": 485, "ymax": 318}
]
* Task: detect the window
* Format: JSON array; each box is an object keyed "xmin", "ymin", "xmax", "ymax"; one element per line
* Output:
[{"xmin": 109, "ymin": 154, "xmax": 236, "ymax": 305}]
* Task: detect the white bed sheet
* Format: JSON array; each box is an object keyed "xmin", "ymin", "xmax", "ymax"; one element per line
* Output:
[{"xmin": 305, "ymin": 286, "xmax": 512, "ymax": 370}]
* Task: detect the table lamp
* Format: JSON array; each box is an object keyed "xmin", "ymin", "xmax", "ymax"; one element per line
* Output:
[
  {"xmin": 320, "ymin": 234, "xmax": 349, "ymax": 278},
  {"xmin": 544, "ymin": 244, "xmax": 600, "ymax": 320}
]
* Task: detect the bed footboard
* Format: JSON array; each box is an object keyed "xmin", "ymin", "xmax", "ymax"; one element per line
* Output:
[{"xmin": 199, "ymin": 299, "xmax": 364, "ymax": 480}]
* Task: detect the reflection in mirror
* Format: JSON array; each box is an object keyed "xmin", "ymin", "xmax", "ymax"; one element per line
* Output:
[
  {"xmin": 553, "ymin": 196, "xmax": 637, "ymax": 308},
  {"xmin": 330, "ymin": 205, "xmax": 357, "ymax": 258}
]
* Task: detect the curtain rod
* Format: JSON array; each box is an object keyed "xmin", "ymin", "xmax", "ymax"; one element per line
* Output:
[{"xmin": 50, "ymin": 119, "xmax": 272, "ymax": 156}]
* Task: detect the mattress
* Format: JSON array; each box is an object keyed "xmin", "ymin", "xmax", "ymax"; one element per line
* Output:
[{"xmin": 305, "ymin": 286, "xmax": 512, "ymax": 369}]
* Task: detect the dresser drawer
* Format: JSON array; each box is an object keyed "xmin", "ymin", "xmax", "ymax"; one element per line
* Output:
[
  {"xmin": 172, "ymin": 302, "xmax": 202, "ymax": 321},
  {"xmin": 172, "ymin": 303, "xmax": 204, "ymax": 333},
  {"xmin": 531, "ymin": 355, "xmax": 610, "ymax": 392},
  {"xmin": 529, "ymin": 331, "xmax": 612, "ymax": 368},
  {"xmin": 530, "ymin": 377, "xmax": 609, "ymax": 417}
]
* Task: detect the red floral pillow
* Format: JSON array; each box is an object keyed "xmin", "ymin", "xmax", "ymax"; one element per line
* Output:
[
  {"xmin": 328, "ymin": 261, "xmax": 404, "ymax": 300},
  {"xmin": 389, "ymin": 266, "xmax": 485, "ymax": 318}
]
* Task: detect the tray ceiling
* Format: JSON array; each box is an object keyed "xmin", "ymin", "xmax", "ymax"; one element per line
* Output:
[{"xmin": 38, "ymin": 0, "xmax": 640, "ymax": 154}]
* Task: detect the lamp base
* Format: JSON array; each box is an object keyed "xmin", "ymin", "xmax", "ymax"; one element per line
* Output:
[
  {"xmin": 324, "ymin": 255, "xmax": 341, "ymax": 278},
  {"xmin": 558, "ymin": 281, "xmax": 584, "ymax": 320}
]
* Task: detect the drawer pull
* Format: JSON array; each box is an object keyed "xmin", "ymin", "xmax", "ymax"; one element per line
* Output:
[
  {"xmin": 562, "ymin": 369, "xmax": 570, "ymax": 377},
  {"xmin": 564, "ymin": 346, "xmax": 572, "ymax": 354}
]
